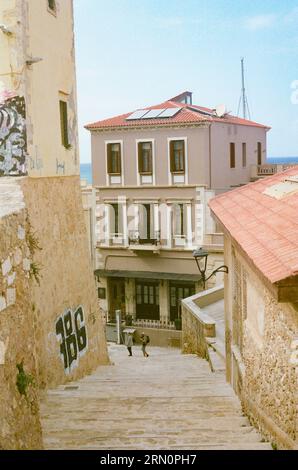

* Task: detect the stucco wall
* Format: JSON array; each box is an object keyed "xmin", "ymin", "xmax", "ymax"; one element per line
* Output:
[
  {"xmin": 225, "ymin": 237, "xmax": 298, "ymax": 449},
  {"xmin": 20, "ymin": 175, "xmax": 109, "ymax": 389},
  {"xmin": 210, "ymin": 123, "xmax": 267, "ymax": 189},
  {"xmin": 90, "ymin": 122, "xmax": 268, "ymax": 191},
  {"xmin": 0, "ymin": 191, "xmax": 42, "ymax": 449},
  {"xmin": 91, "ymin": 126, "xmax": 210, "ymax": 188}
]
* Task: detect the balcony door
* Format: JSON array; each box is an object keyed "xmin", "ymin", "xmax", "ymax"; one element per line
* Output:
[
  {"xmin": 136, "ymin": 280, "xmax": 160, "ymax": 320},
  {"xmin": 139, "ymin": 204, "xmax": 155, "ymax": 244}
]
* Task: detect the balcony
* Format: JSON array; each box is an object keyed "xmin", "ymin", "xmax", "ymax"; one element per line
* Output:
[
  {"xmin": 128, "ymin": 230, "xmax": 161, "ymax": 253},
  {"xmin": 250, "ymin": 163, "xmax": 298, "ymax": 181}
]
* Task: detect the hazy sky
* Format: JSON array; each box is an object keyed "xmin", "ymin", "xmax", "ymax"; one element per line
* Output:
[{"xmin": 74, "ymin": 0, "xmax": 298, "ymax": 163}]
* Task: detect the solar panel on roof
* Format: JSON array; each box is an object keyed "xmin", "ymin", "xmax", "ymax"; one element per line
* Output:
[
  {"xmin": 126, "ymin": 109, "xmax": 149, "ymax": 120},
  {"xmin": 158, "ymin": 107, "xmax": 182, "ymax": 118},
  {"xmin": 142, "ymin": 109, "xmax": 165, "ymax": 119}
]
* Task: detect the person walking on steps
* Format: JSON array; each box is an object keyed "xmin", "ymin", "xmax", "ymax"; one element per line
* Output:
[
  {"xmin": 125, "ymin": 331, "xmax": 133, "ymax": 356},
  {"xmin": 140, "ymin": 332, "xmax": 150, "ymax": 357}
]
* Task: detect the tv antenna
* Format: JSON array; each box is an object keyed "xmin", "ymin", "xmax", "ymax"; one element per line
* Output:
[{"xmin": 237, "ymin": 57, "xmax": 251, "ymax": 120}]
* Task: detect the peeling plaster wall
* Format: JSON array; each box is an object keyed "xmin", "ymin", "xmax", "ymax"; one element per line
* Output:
[
  {"xmin": 0, "ymin": 0, "xmax": 79, "ymax": 177},
  {"xmin": 0, "ymin": 0, "xmax": 109, "ymax": 449}
]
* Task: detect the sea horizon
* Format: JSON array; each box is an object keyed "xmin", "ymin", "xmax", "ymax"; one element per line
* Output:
[{"xmin": 80, "ymin": 157, "xmax": 298, "ymax": 185}]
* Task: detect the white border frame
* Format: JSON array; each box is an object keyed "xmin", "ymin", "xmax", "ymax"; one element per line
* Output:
[
  {"xmin": 135, "ymin": 138, "xmax": 156, "ymax": 186},
  {"xmin": 167, "ymin": 137, "xmax": 188, "ymax": 185},
  {"xmin": 105, "ymin": 140, "xmax": 124, "ymax": 186}
]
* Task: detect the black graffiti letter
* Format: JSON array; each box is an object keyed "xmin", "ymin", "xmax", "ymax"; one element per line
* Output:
[
  {"xmin": 64, "ymin": 310, "xmax": 78, "ymax": 369},
  {"xmin": 74, "ymin": 307, "xmax": 87, "ymax": 352},
  {"xmin": 55, "ymin": 317, "xmax": 68, "ymax": 370}
]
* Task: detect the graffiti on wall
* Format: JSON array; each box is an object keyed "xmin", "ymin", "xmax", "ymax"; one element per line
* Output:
[
  {"xmin": 55, "ymin": 306, "xmax": 88, "ymax": 374},
  {"xmin": 0, "ymin": 89, "xmax": 27, "ymax": 176}
]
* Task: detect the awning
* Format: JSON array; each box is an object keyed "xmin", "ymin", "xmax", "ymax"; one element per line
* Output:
[{"xmin": 95, "ymin": 269, "xmax": 201, "ymax": 282}]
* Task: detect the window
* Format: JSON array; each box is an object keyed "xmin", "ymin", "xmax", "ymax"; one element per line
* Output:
[
  {"xmin": 242, "ymin": 143, "xmax": 246, "ymax": 168},
  {"xmin": 257, "ymin": 142, "xmax": 262, "ymax": 165},
  {"xmin": 170, "ymin": 140, "xmax": 185, "ymax": 172},
  {"xmin": 59, "ymin": 100, "xmax": 69, "ymax": 148},
  {"xmin": 48, "ymin": 0, "xmax": 56, "ymax": 12},
  {"xmin": 138, "ymin": 142, "xmax": 152, "ymax": 174},
  {"xmin": 107, "ymin": 143, "xmax": 121, "ymax": 174},
  {"xmin": 230, "ymin": 142, "xmax": 235, "ymax": 168}
]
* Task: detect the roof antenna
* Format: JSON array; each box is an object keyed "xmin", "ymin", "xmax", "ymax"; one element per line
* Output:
[{"xmin": 237, "ymin": 57, "xmax": 251, "ymax": 120}]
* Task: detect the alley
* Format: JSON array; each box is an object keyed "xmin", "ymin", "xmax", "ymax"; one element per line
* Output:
[{"xmin": 40, "ymin": 344, "xmax": 271, "ymax": 450}]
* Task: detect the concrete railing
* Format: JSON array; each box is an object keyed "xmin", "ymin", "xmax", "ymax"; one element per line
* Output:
[{"xmin": 181, "ymin": 284, "xmax": 224, "ymax": 358}]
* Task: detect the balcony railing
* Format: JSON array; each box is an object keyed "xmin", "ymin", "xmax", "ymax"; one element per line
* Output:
[
  {"xmin": 251, "ymin": 163, "xmax": 298, "ymax": 179},
  {"xmin": 128, "ymin": 230, "xmax": 161, "ymax": 246}
]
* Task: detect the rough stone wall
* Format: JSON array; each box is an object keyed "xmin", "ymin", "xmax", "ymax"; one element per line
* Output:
[
  {"xmin": 20, "ymin": 175, "xmax": 109, "ymax": 389},
  {"xmin": 182, "ymin": 303, "xmax": 208, "ymax": 358},
  {"xmin": 242, "ymin": 285, "xmax": 297, "ymax": 448},
  {"xmin": 0, "ymin": 202, "xmax": 42, "ymax": 449},
  {"xmin": 226, "ymin": 243, "xmax": 298, "ymax": 449}
]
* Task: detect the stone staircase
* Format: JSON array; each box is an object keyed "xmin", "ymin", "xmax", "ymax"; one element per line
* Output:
[{"xmin": 40, "ymin": 344, "xmax": 271, "ymax": 450}]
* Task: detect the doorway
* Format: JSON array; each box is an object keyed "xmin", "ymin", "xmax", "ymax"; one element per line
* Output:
[
  {"xmin": 108, "ymin": 278, "xmax": 126, "ymax": 321},
  {"xmin": 169, "ymin": 282, "xmax": 195, "ymax": 321}
]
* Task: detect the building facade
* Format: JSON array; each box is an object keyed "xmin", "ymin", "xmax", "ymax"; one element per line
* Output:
[
  {"xmin": 209, "ymin": 169, "xmax": 298, "ymax": 449},
  {"xmin": 85, "ymin": 91, "xmax": 269, "ymax": 327},
  {"xmin": 0, "ymin": 0, "xmax": 108, "ymax": 449}
]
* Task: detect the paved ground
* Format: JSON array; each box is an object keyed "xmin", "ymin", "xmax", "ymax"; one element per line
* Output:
[{"xmin": 40, "ymin": 344, "xmax": 271, "ymax": 450}]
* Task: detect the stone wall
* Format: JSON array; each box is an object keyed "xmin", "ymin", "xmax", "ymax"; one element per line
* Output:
[
  {"xmin": 0, "ymin": 181, "xmax": 42, "ymax": 449},
  {"xmin": 181, "ymin": 302, "xmax": 208, "ymax": 358},
  {"xmin": 20, "ymin": 175, "xmax": 109, "ymax": 389},
  {"xmin": 242, "ymin": 281, "xmax": 298, "ymax": 448},
  {"xmin": 0, "ymin": 175, "xmax": 109, "ymax": 449},
  {"xmin": 225, "ymin": 239, "xmax": 298, "ymax": 449}
]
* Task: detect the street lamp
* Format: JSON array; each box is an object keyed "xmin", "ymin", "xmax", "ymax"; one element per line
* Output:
[{"xmin": 193, "ymin": 247, "xmax": 229, "ymax": 290}]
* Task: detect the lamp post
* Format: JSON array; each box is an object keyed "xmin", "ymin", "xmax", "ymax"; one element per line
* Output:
[{"xmin": 193, "ymin": 247, "xmax": 228, "ymax": 290}]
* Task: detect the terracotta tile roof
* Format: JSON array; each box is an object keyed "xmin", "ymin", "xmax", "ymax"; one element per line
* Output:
[
  {"xmin": 209, "ymin": 168, "xmax": 298, "ymax": 284},
  {"xmin": 85, "ymin": 95, "xmax": 270, "ymax": 131}
]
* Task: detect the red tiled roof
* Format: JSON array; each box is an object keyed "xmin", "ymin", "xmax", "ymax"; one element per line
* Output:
[
  {"xmin": 209, "ymin": 168, "xmax": 298, "ymax": 284},
  {"xmin": 85, "ymin": 95, "xmax": 270, "ymax": 131}
]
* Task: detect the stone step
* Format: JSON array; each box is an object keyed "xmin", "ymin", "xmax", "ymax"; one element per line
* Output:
[{"xmin": 40, "ymin": 345, "xmax": 269, "ymax": 450}]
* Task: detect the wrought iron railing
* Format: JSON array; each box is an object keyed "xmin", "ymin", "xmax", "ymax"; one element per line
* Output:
[{"xmin": 128, "ymin": 230, "xmax": 161, "ymax": 246}]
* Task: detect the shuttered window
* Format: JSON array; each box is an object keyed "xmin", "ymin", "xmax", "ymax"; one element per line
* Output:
[
  {"xmin": 107, "ymin": 143, "xmax": 121, "ymax": 174},
  {"xmin": 242, "ymin": 143, "xmax": 246, "ymax": 168},
  {"xmin": 230, "ymin": 143, "xmax": 235, "ymax": 168},
  {"xmin": 59, "ymin": 100, "xmax": 69, "ymax": 148},
  {"xmin": 138, "ymin": 142, "xmax": 152, "ymax": 174},
  {"xmin": 257, "ymin": 142, "xmax": 262, "ymax": 165},
  {"xmin": 170, "ymin": 140, "xmax": 185, "ymax": 172}
]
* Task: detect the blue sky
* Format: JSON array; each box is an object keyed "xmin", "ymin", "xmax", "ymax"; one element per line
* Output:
[{"xmin": 74, "ymin": 0, "xmax": 298, "ymax": 163}]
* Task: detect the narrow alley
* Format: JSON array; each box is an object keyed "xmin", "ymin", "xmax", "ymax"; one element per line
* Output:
[{"xmin": 40, "ymin": 344, "xmax": 271, "ymax": 450}]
